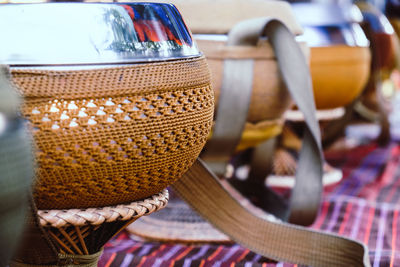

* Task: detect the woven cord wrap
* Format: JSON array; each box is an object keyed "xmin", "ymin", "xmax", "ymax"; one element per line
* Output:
[
  {"xmin": 174, "ymin": 18, "xmax": 371, "ymax": 266},
  {"xmin": 11, "ymin": 57, "xmax": 209, "ymax": 265},
  {"xmin": 38, "ymin": 189, "xmax": 169, "ymax": 228}
]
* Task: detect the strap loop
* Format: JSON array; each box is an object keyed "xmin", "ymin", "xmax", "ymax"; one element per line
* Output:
[
  {"xmin": 175, "ymin": 18, "xmax": 371, "ymax": 266},
  {"xmin": 203, "ymin": 17, "xmax": 323, "ymax": 225}
]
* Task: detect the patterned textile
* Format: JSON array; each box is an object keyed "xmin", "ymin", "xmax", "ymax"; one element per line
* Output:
[{"xmin": 99, "ymin": 120, "xmax": 400, "ymax": 266}]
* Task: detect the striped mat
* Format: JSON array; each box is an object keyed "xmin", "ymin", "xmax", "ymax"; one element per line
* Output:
[{"xmin": 99, "ymin": 136, "xmax": 400, "ymax": 266}]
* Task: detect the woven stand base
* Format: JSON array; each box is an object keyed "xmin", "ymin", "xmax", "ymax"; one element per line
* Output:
[
  {"xmin": 127, "ymin": 190, "xmax": 230, "ymax": 243},
  {"xmin": 266, "ymin": 162, "xmax": 343, "ymax": 188},
  {"xmin": 11, "ymin": 190, "xmax": 168, "ymax": 267},
  {"xmin": 285, "ymin": 107, "xmax": 345, "ymax": 121}
]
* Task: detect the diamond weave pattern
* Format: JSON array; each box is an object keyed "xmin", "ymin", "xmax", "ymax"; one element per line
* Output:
[{"xmin": 11, "ymin": 57, "xmax": 214, "ymax": 210}]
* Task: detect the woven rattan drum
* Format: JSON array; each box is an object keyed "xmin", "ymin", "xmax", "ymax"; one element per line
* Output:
[
  {"xmin": 288, "ymin": 3, "xmax": 372, "ymax": 146},
  {"xmin": 0, "ymin": 3, "xmax": 213, "ymax": 266}
]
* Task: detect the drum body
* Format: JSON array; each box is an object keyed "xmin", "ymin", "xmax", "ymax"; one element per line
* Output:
[
  {"xmin": 0, "ymin": 3, "xmax": 213, "ymax": 266},
  {"xmin": 1, "ymin": 2, "xmax": 213, "ymax": 210},
  {"xmin": 292, "ymin": 3, "xmax": 371, "ymax": 110}
]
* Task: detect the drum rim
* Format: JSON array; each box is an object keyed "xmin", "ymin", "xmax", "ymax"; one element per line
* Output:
[{"xmin": 0, "ymin": 2, "xmax": 201, "ymax": 66}]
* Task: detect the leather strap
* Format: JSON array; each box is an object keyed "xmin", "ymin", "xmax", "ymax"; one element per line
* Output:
[
  {"xmin": 202, "ymin": 17, "xmax": 323, "ymax": 225},
  {"xmin": 173, "ymin": 159, "xmax": 371, "ymax": 266},
  {"xmin": 174, "ymin": 18, "xmax": 370, "ymax": 266}
]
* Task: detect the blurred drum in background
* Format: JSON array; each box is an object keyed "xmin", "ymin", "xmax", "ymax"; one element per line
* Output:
[
  {"xmin": 292, "ymin": 2, "xmax": 371, "ymax": 112},
  {"xmin": 354, "ymin": 1, "xmax": 399, "ymax": 145}
]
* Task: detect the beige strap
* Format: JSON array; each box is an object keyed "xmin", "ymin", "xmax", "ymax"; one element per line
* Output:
[
  {"xmin": 174, "ymin": 18, "xmax": 371, "ymax": 266},
  {"xmin": 0, "ymin": 65, "xmax": 20, "ymax": 117},
  {"xmin": 257, "ymin": 18, "xmax": 323, "ymax": 225},
  {"xmin": 201, "ymin": 58, "xmax": 254, "ymax": 175},
  {"xmin": 173, "ymin": 159, "xmax": 371, "ymax": 266},
  {"xmin": 204, "ymin": 17, "xmax": 323, "ymax": 225}
]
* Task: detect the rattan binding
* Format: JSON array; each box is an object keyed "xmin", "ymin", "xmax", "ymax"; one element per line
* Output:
[{"xmin": 38, "ymin": 189, "xmax": 169, "ymax": 228}]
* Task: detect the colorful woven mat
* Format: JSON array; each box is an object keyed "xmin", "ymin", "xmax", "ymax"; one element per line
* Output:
[{"xmin": 99, "ymin": 97, "xmax": 400, "ymax": 266}]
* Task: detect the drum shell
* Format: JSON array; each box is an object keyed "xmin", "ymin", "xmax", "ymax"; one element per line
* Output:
[
  {"xmin": 310, "ymin": 45, "xmax": 371, "ymax": 109},
  {"xmin": 197, "ymin": 39, "xmax": 310, "ymax": 150},
  {"xmin": 11, "ymin": 57, "xmax": 214, "ymax": 210}
]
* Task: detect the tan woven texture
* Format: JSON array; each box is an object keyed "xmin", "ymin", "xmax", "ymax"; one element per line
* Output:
[
  {"xmin": 38, "ymin": 189, "xmax": 169, "ymax": 228},
  {"xmin": 11, "ymin": 57, "xmax": 214, "ymax": 210}
]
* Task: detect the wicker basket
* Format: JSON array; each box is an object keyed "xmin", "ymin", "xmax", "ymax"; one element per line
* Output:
[
  {"xmin": 12, "ymin": 58, "xmax": 213, "ymax": 210},
  {"xmin": 1, "ymin": 3, "xmax": 213, "ymax": 266}
]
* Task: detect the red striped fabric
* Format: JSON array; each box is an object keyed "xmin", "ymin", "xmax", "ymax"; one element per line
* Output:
[{"xmin": 99, "ymin": 138, "xmax": 400, "ymax": 267}]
